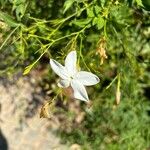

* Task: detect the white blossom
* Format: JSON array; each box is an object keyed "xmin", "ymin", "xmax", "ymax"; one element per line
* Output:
[{"xmin": 50, "ymin": 51, "xmax": 100, "ymax": 101}]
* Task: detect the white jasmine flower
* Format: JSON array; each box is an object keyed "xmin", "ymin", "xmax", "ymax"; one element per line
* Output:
[{"xmin": 50, "ymin": 51, "xmax": 100, "ymax": 101}]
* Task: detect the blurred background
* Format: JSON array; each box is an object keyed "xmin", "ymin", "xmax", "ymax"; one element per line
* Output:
[{"xmin": 0, "ymin": 0, "xmax": 150, "ymax": 150}]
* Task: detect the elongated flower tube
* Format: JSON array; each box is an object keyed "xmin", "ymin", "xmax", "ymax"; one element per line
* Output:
[{"xmin": 50, "ymin": 51, "xmax": 100, "ymax": 101}]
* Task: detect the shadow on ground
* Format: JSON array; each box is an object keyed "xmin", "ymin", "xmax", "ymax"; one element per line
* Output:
[
  {"xmin": 0, "ymin": 76, "xmax": 68, "ymax": 150},
  {"xmin": 0, "ymin": 129, "xmax": 8, "ymax": 150}
]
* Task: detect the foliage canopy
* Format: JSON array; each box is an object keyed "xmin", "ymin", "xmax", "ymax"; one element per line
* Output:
[{"xmin": 0, "ymin": 0, "xmax": 150, "ymax": 149}]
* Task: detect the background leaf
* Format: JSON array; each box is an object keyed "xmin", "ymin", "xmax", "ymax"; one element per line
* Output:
[{"xmin": 0, "ymin": 11, "xmax": 19, "ymax": 27}]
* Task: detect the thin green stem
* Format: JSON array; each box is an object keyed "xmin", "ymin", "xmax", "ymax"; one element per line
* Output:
[
  {"xmin": 104, "ymin": 19, "xmax": 107, "ymax": 38},
  {"xmin": 78, "ymin": 35, "xmax": 83, "ymax": 66},
  {"xmin": 112, "ymin": 26, "xmax": 126, "ymax": 52},
  {"xmin": 106, "ymin": 74, "xmax": 118, "ymax": 90},
  {"xmin": 28, "ymin": 34, "xmax": 53, "ymax": 41},
  {"xmin": 0, "ymin": 25, "xmax": 19, "ymax": 51}
]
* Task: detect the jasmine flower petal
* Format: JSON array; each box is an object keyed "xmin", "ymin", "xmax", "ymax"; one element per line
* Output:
[
  {"xmin": 75, "ymin": 71, "xmax": 100, "ymax": 86},
  {"xmin": 50, "ymin": 51, "xmax": 100, "ymax": 102},
  {"xmin": 71, "ymin": 79, "xmax": 89, "ymax": 101},
  {"xmin": 50, "ymin": 59, "xmax": 68, "ymax": 79},
  {"xmin": 58, "ymin": 79, "xmax": 70, "ymax": 88},
  {"xmin": 65, "ymin": 51, "xmax": 77, "ymax": 76}
]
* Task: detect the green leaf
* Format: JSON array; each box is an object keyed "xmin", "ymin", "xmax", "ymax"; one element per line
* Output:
[
  {"xmin": 15, "ymin": 4, "xmax": 26, "ymax": 21},
  {"xmin": 71, "ymin": 18, "xmax": 92, "ymax": 28},
  {"xmin": 92, "ymin": 16, "xmax": 104, "ymax": 30},
  {"xmin": 142, "ymin": 0, "xmax": 150, "ymax": 11},
  {"xmin": 136, "ymin": 0, "xmax": 144, "ymax": 7},
  {"xmin": 94, "ymin": 5, "xmax": 101, "ymax": 15},
  {"xmin": 100, "ymin": 0, "xmax": 106, "ymax": 7},
  {"xmin": 87, "ymin": 7, "xmax": 95, "ymax": 18},
  {"xmin": 12, "ymin": 0, "xmax": 27, "ymax": 21},
  {"xmin": 63, "ymin": 0, "xmax": 75, "ymax": 14},
  {"xmin": 0, "ymin": 11, "xmax": 19, "ymax": 27},
  {"xmin": 110, "ymin": 5, "xmax": 133, "ymax": 27}
]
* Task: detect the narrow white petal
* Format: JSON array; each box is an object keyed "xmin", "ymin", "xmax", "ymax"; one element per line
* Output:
[
  {"xmin": 58, "ymin": 79, "xmax": 70, "ymax": 88},
  {"xmin": 71, "ymin": 79, "xmax": 89, "ymax": 101},
  {"xmin": 50, "ymin": 59, "xmax": 68, "ymax": 79},
  {"xmin": 75, "ymin": 71, "xmax": 100, "ymax": 86},
  {"xmin": 65, "ymin": 51, "xmax": 77, "ymax": 76}
]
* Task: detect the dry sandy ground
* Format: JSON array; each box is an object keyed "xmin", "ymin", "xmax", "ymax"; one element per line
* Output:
[{"xmin": 0, "ymin": 76, "xmax": 68, "ymax": 150}]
